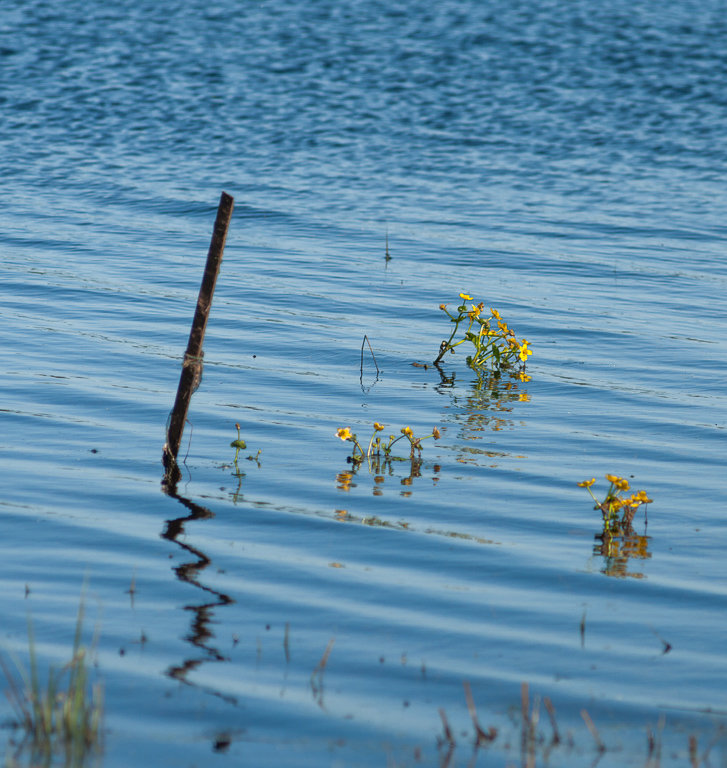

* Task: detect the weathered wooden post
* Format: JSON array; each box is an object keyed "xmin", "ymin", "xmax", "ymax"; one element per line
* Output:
[{"xmin": 162, "ymin": 192, "xmax": 234, "ymax": 487}]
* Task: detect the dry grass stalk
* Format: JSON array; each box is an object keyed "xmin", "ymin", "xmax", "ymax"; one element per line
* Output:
[
  {"xmin": 645, "ymin": 714, "xmax": 665, "ymax": 768},
  {"xmin": 520, "ymin": 682, "xmax": 541, "ymax": 768},
  {"xmin": 688, "ymin": 734, "xmax": 699, "ymax": 768},
  {"xmin": 310, "ymin": 637, "xmax": 335, "ymax": 704},
  {"xmin": 581, "ymin": 709, "xmax": 606, "ymax": 753},
  {"xmin": 438, "ymin": 708, "xmax": 456, "ymax": 746},
  {"xmin": 543, "ymin": 696, "xmax": 560, "ymax": 745},
  {"xmin": 462, "ymin": 681, "xmax": 497, "ymax": 745}
]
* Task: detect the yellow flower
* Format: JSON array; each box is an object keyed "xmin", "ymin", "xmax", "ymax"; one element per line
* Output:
[
  {"xmin": 432, "ymin": 427, "xmax": 441, "ymax": 439},
  {"xmin": 577, "ymin": 478, "xmax": 596, "ymax": 488},
  {"xmin": 467, "ymin": 304, "xmax": 482, "ymax": 319},
  {"xmin": 605, "ymin": 474, "xmax": 630, "ymax": 491},
  {"xmin": 518, "ymin": 371, "xmax": 531, "ymax": 382},
  {"xmin": 636, "ymin": 490, "xmax": 653, "ymax": 504},
  {"xmin": 459, "ymin": 293, "xmax": 473, "ymax": 301},
  {"xmin": 373, "ymin": 422, "xmax": 385, "ymax": 432},
  {"xmin": 518, "ymin": 339, "xmax": 532, "ymax": 362},
  {"xmin": 401, "ymin": 426, "xmax": 413, "ymax": 437},
  {"xmin": 439, "ymin": 303, "xmax": 447, "ymax": 310},
  {"xmin": 336, "ymin": 427, "xmax": 352, "ymax": 441},
  {"xmin": 490, "ymin": 308, "xmax": 501, "ymax": 320}
]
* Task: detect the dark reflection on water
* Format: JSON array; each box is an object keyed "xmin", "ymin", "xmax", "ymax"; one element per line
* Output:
[{"xmin": 161, "ymin": 485, "xmax": 236, "ymax": 705}]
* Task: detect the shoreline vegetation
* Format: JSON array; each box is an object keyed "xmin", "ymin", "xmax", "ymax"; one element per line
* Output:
[{"xmin": 1, "ymin": 599, "xmax": 103, "ymax": 767}]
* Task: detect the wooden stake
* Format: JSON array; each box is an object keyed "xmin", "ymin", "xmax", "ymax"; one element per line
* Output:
[{"xmin": 162, "ymin": 192, "xmax": 234, "ymax": 486}]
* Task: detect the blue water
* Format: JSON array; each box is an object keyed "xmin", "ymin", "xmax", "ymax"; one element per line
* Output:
[{"xmin": 2, "ymin": 1, "xmax": 727, "ymax": 765}]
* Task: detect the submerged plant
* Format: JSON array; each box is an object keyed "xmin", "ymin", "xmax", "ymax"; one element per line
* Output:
[
  {"xmin": 335, "ymin": 423, "xmax": 440, "ymax": 464},
  {"xmin": 434, "ymin": 294, "xmax": 531, "ymax": 374},
  {"xmin": 578, "ymin": 474, "xmax": 653, "ymax": 531},
  {"xmin": 1, "ymin": 600, "xmax": 103, "ymax": 765}
]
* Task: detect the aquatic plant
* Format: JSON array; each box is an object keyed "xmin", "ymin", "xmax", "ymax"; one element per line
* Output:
[
  {"xmin": 230, "ymin": 422, "xmax": 247, "ymax": 461},
  {"xmin": 229, "ymin": 423, "xmax": 261, "ymax": 465},
  {"xmin": 578, "ymin": 474, "xmax": 653, "ymax": 531},
  {"xmin": 335, "ymin": 423, "xmax": 440, "ymax": 463},
  {"xmin": 434, "ymin": 295, "xmax": 532, "ymax": 374},
  {"xmin": 1, "ymin": 600, "xmax": 103, "ymax": 764}
]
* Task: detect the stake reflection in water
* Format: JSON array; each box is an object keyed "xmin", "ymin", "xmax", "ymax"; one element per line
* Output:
[{"xmin": 161, "ymin": 486, "xmax": 236, "ymax": 704}]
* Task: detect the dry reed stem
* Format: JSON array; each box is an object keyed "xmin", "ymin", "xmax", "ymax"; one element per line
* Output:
[
  {"xmin": 521, "ymin": 681, "xmax": 529, "ymax": 726},
  {"xmin": 438, "ymin": 708, "xmax": 456, "ymax": 746},
  {"xmin": 645, "ymin": 714, "xmax": 666, "ymax": 768},
  {"xmin": 310, "ymin": 637, "xmax": 335, "ymax": 705},
  {"xmin": 543, "ymin": 696, "xmax": 560, "ymax": 744},
  {"xmin": 462, "ymin": 681, "xmax": 497, "ymax": 745},
  {"xmin": 688, "ymin": 734, "xmax": 698, "ymax": 768},
  {"xmin": 312, "ymin": 638, "xmax": 334, "ymax": 678},
  {"xmin": 581, "ymin": 709, "xmax": 606, "ymax": 753}
]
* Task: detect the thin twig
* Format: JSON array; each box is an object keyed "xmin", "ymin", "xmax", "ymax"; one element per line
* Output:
[{"xmin": 360, "ymin": 335, "xmax": 380, "ymax": 375}]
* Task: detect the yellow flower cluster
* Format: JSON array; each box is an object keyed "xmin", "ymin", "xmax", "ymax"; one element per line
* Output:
[
  {"xmin": 578, "ymin": 474, "xmax": 653, "ymax": 530},
  {"xmin": 435, "ymin": 294, "xmax": 532, "ymax": 376},
  {"xmin": 335, "ymin": 422, "xmax": 440, "ymax": 463}
]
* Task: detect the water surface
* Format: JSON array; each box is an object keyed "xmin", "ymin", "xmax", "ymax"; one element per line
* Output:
[{"xmin": 2, "ymin": 1, "xmax": 727, "ymax": 765}]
